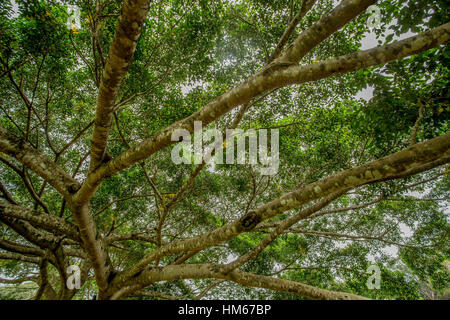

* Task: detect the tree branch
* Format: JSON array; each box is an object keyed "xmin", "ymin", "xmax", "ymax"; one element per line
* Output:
[
  {"xmin": 0, "ymin": 127, "xmax": 80, "ymax": 200},
  {"xmin": 111, "ymin": 133, "xmax": 450, "ymax": 288},
  {"xmin": 75, "ymin": 23, "xmax": 450, "ymax": 202},
  {"xmin": 119, "ymin": 264, "xmax": 369, "ymax": 300},
  {"xmin": 0, "ymin": 202, "xmax": 80, "ymax": 241},
  {"xmin": 267, "ymin": 0, "xmax": 317, "ymax": 63},
  {"xmin": 89, "ymin": 0, "xmax": 151, "ymax": 172}
]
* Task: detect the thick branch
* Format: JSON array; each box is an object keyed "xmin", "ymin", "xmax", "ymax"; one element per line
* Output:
[
  {"xmin": 121, "ymin": 264, "xmax": 369, "ymax": 300},
  {"xmin": 111, "ymin": 133, "xmax": 450, "ymax": 287},
  {"xmin": 0, "ymin": 127, "xmax": 80, "ymax": 200},
  {"xmin": 89, "ymin": 0, "xmax": 151, "ymax": 171},
  {"xmin": 0, "ymin": 252, "xmax": 40, "ymax": 264},
  {"xmin": 0, "ymin": 202, "xmax": 80, "ymax": 241},
  {"xmin": 267, "ymin": 0, "xmax": 317, "ymax": 63},
  {"xmin": 75, "ymin": 23, "xmax": 450, "ymax": 203},
  {"xmin": 220, "ymin": 191, "xmax": 346, "ymax": 274},
  {"xmin": 276, "ymin": 0, "xmax": 377, "ymax": 64}
]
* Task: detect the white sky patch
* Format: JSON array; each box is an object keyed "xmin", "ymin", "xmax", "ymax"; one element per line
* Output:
[
  {"xmin": 10, "ymin": 0, "xmax": 19, "ymax": 18},
  {"xmin": 356, "ymin": 18, "xmax": 417, "ymax": 102},
  {"xmin": 356, "ymin": 86, "xmax": 374, "ymax": 102},
  {"xmin": 334, "ymin": 240, "xmax": 348, "ymax": 249},
  {"xmin": 180, "ymin": 80, "xmax": 206, "ymax": 96},
  {"xmin": 360, "ymin": 19, "xmax": 417, "ymax": 51},
  {"xmin": 381, "ymin": 245, "xmax": 399, "ymax": 257},
  {"xmin": 399, "ymin": 223, "xmax": 413, "ymax": 238},
  {"xmin": 366, "ymin": 245, "xmax": 399, "ymax": 264},
  {"xmin": 225, "ymin": 252, "xmax": 238, "ymax": 263},
  {"xmin": 366, "ymin": 254, "xmax": 376, "ymax": 263}
]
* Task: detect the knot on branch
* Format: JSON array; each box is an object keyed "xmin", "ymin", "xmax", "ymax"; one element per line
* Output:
[
  {"xmin": 67, "ymin": 183, "xmax": 81, "ymax": 194},
  {"xmin": 238, "ymin": 211, "xmax": 262, "ymax": 232},
  {"xmin": 107, "ymin": 270, "xmax": 118, "ymax": 284},
  {"xmin": 261, "ymin": 61, "xmax": 295, "ymax": 77}
]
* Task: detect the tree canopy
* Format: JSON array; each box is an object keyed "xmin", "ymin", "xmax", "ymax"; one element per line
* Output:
[{"xmin": 0, "ymin": 0, "xmax": 449, "ymax": 300}]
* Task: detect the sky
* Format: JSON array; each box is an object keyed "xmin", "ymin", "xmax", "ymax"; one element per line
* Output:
[{"xmin": 357, "ymin": 21, "xmax": 417, "ymax": 101}]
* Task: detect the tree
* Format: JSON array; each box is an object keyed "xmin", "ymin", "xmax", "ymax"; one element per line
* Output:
[{"xmin": 0, "ymin": 0, "xmax": 448, "ymax": 300}]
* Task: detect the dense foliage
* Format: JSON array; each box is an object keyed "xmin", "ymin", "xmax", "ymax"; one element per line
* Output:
[{"xmin": 0, "ymin": 0, "xmax": 448, "ymax": 300}]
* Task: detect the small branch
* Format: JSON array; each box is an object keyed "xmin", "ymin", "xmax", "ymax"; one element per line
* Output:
[
  {"xmin": 267, "ymin": 0, "xmax": 317, "ymax": 63},
  {"xmin": 193, "ymin": 280, "xmax": 226, "ymax": 300},
  {"xmin": 409, "ymin": 99, "xmax": 425, "ymax": 145}
]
